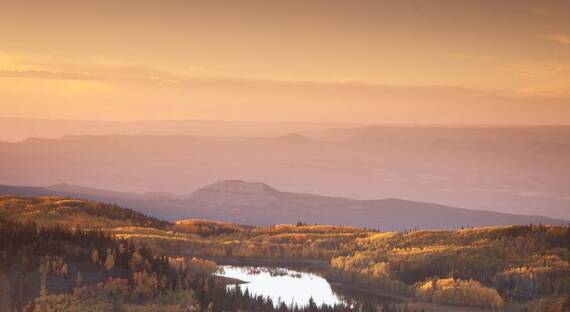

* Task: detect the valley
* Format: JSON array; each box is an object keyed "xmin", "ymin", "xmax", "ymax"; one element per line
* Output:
[
  {"xmin": 3, "ymin": 2, "xmax": 570, "ymax": 310},
  {"xmin": 1, "ymin": 196, "xmax": 568, "ymax": 311}
]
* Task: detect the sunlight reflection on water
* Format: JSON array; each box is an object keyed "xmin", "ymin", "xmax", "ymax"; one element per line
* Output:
[{"xmin": 215, "ymin": 265, "xmax": 344, "ymax": 307}]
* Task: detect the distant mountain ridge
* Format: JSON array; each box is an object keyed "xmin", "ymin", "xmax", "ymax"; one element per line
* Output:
[
  {"xmin": 0, "ymin": 117, "xmax": 353, "ymax": 142},
  {"xmin": 1, "ymin": 128, "xmax": 568, "ymax": 219},
  {"xmin": 0, "ymin": 181, "xmax": 566, "ymax": 231}
]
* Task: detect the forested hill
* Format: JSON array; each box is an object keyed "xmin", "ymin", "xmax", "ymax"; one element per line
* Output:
[
  {"xmin": 1, "ymin": 182, "xmax": 567, "ymax": 230},
  {"xmin": 0, "ymin": 197, "xmax": 386, "ymax": 312},
  {"xmin": 0, "ymin": 196, "xmax": 171, "ymax": 229},
  {"xmin": 1, "ymin": 196, "xmax": 570, "ymax": 310}
]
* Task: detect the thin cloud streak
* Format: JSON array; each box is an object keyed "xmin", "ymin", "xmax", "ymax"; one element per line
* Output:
[
  {"xmin": 541, "ymin": 33, "xmax": 570, "ymax": 45},
  {"xmin": 0, "ymin": 69, "xmax": 101, "ymax": 80}
]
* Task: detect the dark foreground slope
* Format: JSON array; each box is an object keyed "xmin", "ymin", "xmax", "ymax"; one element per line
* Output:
[
  {"xmin": 1, "ymin": 196, "xmax": 569, "ymax": 311},
  {"xmin": 1, "ymin": 180, "xmax": 566, "ymax": 231},
  {"xmin": 0, "ymin": 197, "xmax": 353, "ymax": 312}
]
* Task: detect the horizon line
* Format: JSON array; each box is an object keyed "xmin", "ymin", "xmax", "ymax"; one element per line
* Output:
[{"xmin": 1, "ymin": 116, "xmax": 570, "ymax": 128}]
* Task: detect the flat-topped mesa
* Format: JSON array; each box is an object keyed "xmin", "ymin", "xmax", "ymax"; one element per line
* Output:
[
  {"xmin": 274, "ymin": 133, "xmax": 312, "ymax": 142},
  {"xmin": 190, "ymin": 180, "xmax": 280, "ymax": 207}
]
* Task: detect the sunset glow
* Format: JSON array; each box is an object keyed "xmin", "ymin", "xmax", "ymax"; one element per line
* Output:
[
  {"xmin": 2, "ymin": 2, "xmax": 570, "ymax": 311},
  {"xmin": 1, "ymin": 0, "xmax": 569, "ymax": 124}
]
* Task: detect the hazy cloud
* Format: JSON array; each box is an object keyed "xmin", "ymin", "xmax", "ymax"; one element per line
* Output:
[
  {"xmin": 541, "ymin": 33, "xmax": 570, "ymax": 45},
  {"xmin": 0, "ymin": 69, "xmax": 101, "ymax": 80},
  {"xmin": 2, "ymin": 57, "xmax": 570, "ymax": 125}
]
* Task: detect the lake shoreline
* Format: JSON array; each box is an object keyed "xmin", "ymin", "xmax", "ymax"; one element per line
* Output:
[
  {"xmin": 203, "ymin": 256, "xmax": 329, "ymax": 269},
  {"xmin": 208, "ymin": 258, "xmax": 527, "ymax": 312},
  {"xmin": 214, "ymin": 275, "xmax": 248, "ymax": 285}
]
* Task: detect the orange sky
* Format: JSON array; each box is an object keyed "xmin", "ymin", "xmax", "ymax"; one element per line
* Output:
[{"xmin": 1, "ymin": 0, "xmax": 569, "ymax": 124}]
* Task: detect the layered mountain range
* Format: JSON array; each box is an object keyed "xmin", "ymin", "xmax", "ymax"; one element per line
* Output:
[
  {"xmin": 0, "ymin": 180, "xmax": 565, "ymax": 231},
  {"xmin": 0, "ymin": 124, "xmax": 569, "ymax": 220}
]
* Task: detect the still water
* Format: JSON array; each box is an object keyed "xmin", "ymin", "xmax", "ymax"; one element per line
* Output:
[{"xmin": 215, "ymin": 265, "xmax": 344, "ymax": 307}]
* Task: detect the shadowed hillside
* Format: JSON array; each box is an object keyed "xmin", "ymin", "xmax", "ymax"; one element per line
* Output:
[{"xmin": 1, "ymin": 181, "xmax": 565, "ymax": 231}]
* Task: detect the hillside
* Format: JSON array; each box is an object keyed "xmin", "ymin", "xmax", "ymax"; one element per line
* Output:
[
  {"xmin": 0, "ymin": 213, "xmax": 259, "ymax": 312},
  {"xmin": 1, "ymin": 196, "xmax": 569, "ymax": 311},
  {"xmin": 1, "ymin": 181, "xmax": 566, "ymax": 231},
  {"xmin": 0, "ymin": 184, "xmax": 186, "ymax": 220},
  {"xmin": 182, "ymin": 180, "xmax": 568, "ymax": 230},
  {"xmin": 0, "ymin": 196, "xmax": 170, "ymax": 229},
  {"xmin": 328, "ymin": 224, "xmax": 570, "ymax": 309}
]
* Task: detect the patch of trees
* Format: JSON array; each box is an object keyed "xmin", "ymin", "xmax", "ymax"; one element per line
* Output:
[
  {"xmin": 0, "ymin": 217, "xmax": 394, "ymax": 312},
  {"xmin": 0, "ymin": 217, "xmax": 204, "ymax": 310},
  {"xmin": 415, "ymin": 278, "xmax": 504, "ymax": 309},
  {"xmin": 0, "ymin": 196, "xmax": 171, "ymax": 229},
  {"xmin": 328, "ymin": 225, "xmax": 570, "ymax": 307},
  {"xmin": 29, "ymin": 274, "xmax": 397, "ymax": 312},
  {"xmin": 175, "ymin": 222, "xmax": 240, "ymax": 237},
  {"xmin": 528, "ymin": 294, "xmax": 570, "ymax": 312}
]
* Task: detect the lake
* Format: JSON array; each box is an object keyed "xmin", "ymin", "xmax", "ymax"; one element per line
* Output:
[{"xmin": 215, "ymin": 265, "xmax": 398, "ymax": 308}]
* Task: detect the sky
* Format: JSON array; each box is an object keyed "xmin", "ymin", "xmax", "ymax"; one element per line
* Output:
[{"xmin": 1, "ymin": 0, "xmax": 569, "ymax": 124}]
